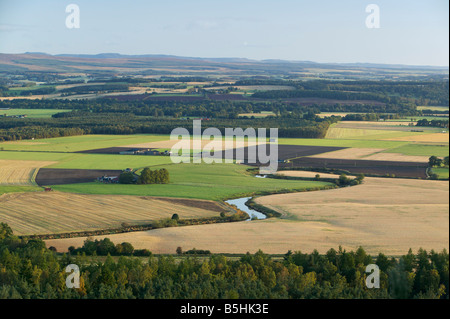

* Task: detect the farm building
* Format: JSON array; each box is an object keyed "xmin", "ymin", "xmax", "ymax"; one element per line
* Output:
[
  {"xmin": 97, "ymin": 176, "xmax": 119, "ymax": 183},
  {"xmin": 118, "ymin": 148, "xmax": 166, "ymax": 155}
]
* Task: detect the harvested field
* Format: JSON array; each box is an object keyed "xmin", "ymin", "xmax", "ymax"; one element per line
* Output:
[
  {"xmin": 281, "ymin": 157, "xmax": 428, "ymax": 178},
  {"xmin": 362, "ymin": 153, "xmax": 429, "ymax": 162},
  {"xmin": 309, "ymin": 148, "xmax": 429, "ymax": 163},
  {"xmin": 325, "ymin": 128, "xmax": 400, "ymax": 139},
  {"xmin": 341, "ymin": 121, "xmax": 418, "ymax": 126},
  {"xmin": 333, "ymin": 121, "xmax": 423, "ymax": 130},
  {"xmin": 0, "ymin": 159, "xmax": 56, "ymax": 185},
  {"xmin": 46, "ymin": 178, "xmax": 449, "ymax": 255},
  {"xmin": 0, "ymin": 192, "xmax": 227, "ymax": 235},
  {"xmin": 385, "ymin": 133, "xmax": 449, "ymax": 143},
  {"xmin": 310, "ymin": 148, "xmax": 385, "ymax": 160},
  {"xmin": 35, "ymin": 168, "xmax": 122, "ymax": 185}
]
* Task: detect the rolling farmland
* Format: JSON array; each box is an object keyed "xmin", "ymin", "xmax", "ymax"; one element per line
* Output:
[
  {"xmin": 45, "ymin": 176, "xmax": 449, "ymax": 256},
  {"xmin": 0, "ymin": 191, "xmax": 229, "ymax": 236}
]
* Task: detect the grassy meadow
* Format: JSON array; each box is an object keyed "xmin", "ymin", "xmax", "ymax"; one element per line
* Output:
[
  {"xmin": 0, "ymin": 108, "xmax": 71, "ymax": 118},
  {"xmin": 51, "ymin": 163, "xmax": 333, "ymax": 201},
  {"xmin": 0, "ymin": 134, "xmax": 169, "ymax": 152},
  {"xmin": 431, "ymin": 167, "xmax": 449, "ymax": 180}
]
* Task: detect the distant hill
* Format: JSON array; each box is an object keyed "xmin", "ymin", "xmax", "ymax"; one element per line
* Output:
[{"xmin": 0, "ymin": 52, "xmax": 448, "ymax": 78}]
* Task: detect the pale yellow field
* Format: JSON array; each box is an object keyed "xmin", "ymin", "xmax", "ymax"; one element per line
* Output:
[
  {"xmin": 385, "ymin": 133, "xmax": 449, "ymax": 143},
  {"xmin": 0, "ymin": 141, "xmax": 48, "ymax": 145},
  {"xmin": 0, "ymin": 96, "xmax": 47, "ymax": 101},
  {"xmin": 309, "ymin": 148, "xmax": 385, "ymax": 159},
  {"xmin": 308, "ymin": 147, "xmax": 429, "ymax": 162},
  {"xmin": 317, "ymin": 113, "xmax": 352, "ymax": 118},
  {"xmin": 363, "ymin": 153, "xmax": 429, "ymax": 162},
  {"xmin": 46, "ymin": 177, "xmax": 449, "ymax": 256},
  {"xmin": 0, "ymin": 159, "xmax": 56, "ymax": 185},
  {"xmin": 339, "ymin": 121, "xmax": 416, "ymax": 126},
  {"xmin": 0, "ymin": 192, "xmax": 228, "ymax": 235}
]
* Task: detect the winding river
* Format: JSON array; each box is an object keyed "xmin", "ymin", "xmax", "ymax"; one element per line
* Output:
[{"xmin": 224, "ymin": 197, "xmax": 267, "ymax": 220}]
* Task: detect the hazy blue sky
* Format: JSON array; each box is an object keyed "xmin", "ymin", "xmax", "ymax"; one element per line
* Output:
[{"xmin": 0, "ymin": 0, "xmax": 448, "ymax": 66}]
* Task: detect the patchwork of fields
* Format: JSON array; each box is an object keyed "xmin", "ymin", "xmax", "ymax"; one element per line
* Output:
[
  {"xmin": 45, "ymin": 177, "xmax": 449, "ymax": 255},
  {"xmin": 0, "ymin": 118, "xmax": 448, "ymax": 255}
]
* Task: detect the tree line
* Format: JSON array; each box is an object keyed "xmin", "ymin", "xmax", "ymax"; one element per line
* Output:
[
  {"xmin": 0, "ymin": 112, "xmax": 336, "ymax": 141},
  {"xmin": 416, "ymin": 119, "xmax": 449, "ymax": 128}
]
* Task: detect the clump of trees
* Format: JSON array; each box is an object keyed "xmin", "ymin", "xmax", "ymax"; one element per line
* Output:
[
  {"xmin": 118, "ymin": 168, "xmax": 169, "ymax": 185},
  {"xmin": 118, "ymin": 171, "xmax": 136, "ymax": 184},
  {"xmin": 416, "ymin": 119, "xmax": 449, "ymax": 128},
  {"xmin": 335, "ymin": 173, "xmax": 365, "ymax": 186},
  {"xmin": 138, "ymin": 168, "xmax": 169, "ymax": 184},
  {"xmin": 68, "ymin": 237, "xmax": 151, "ymax": 256},
  {"xmin": 428, "ymin": 156, "xmax": 449, "ymax": 168}
]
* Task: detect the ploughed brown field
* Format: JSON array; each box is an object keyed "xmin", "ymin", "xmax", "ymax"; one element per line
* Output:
[
  {"xmin": 35, "ymin": 168, "xmax": 123, "ymax": 185},
  {"xmin": 75, "ymin": 147, "xmax": 153, "ymax": 154},
  {"xmin": 45, "ymin": 177, "xmax": 449, "ymax": 256},
  {"xmin": 0, "ymin": 191, "xmax": 227, "ymax": 235},
  {"xmin": 280, "ymin": 157, "xmax": 428, "ymax": 178}
]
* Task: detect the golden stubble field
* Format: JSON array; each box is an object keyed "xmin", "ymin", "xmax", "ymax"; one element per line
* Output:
[
  {"xmin": 45, "ymin": 177, "xmax": 449, "ymax": 256},
  {"xmin": 309, "ymin": 148, "xmax": 430, "ymax": 162},
  {"xmin": 0, "ymin": 159, "xmax": 56, "ymax": 185},
  {"xmin": 0, "ymin": 191, "xmax": 227, "ymax": 235}
]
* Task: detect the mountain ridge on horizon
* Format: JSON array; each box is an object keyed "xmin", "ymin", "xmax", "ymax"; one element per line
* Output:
[{"xmin": 11, "ymin": 52, "xmax": 448, "ymax": 70}]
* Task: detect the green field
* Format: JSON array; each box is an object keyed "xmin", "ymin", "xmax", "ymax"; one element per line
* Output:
[
  {"xmin": 7, "ymin": 85, "xmax": 55, "ymax": 93},
  {"xmin": 387, "ymin": 116, "xmax": 449, "ymax": 122},
  {"xmin": 49, "ymin": 153, "xmax": 174, "ymax": 170},
  {"xmin": 0, "ymin": 108, "xmax": 71, "ymax": 118},
  {"xmin": 0, "ymin": 134, "xmax": 168, "ymax": 152},
  {"xmin": 51, "ymin": 163, "xmax": 333, "ymax": 201},
  {"xmin": 431, "ymin": 167, "xmax": 449, "ymax": 180},
  {"xmin": 416, "ymin": 106, "xmax": 449, "ymax": 111},
  {"xmin": 0, "ymin": 151, "xmax": 173, "ymax": 170},
  {"xmin": 0, "ymin": 185, "xmax": 43, "ymax": 195},
  {"xmin": 384, "ymin": 144, "xmax": 449, "ymax": 157}
]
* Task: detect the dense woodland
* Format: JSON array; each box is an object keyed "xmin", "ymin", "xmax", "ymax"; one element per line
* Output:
[
  {"xmin": 0, "ymin": 223, "xmax": 448, "ymax": 299},
  {"xmin": 247, "ymin": 79, "xmax": 449, "ymax": 106},
  {"xmin": 1, "ymin": 79, "xmax": 447, "ymax": 141},
  {"xmin": 0, "ymin": 108, "xmax": 336, "ymax": 141}
]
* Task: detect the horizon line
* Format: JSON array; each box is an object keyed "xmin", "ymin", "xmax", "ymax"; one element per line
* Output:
[{"xmin": 1, "ymin": 52, "xmax": 448, "ymax": 69}]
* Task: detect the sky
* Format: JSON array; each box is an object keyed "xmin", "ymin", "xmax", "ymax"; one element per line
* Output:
[{"xmin": 0, "ymin": 0, "xmax": 448, "ymax": 66}]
